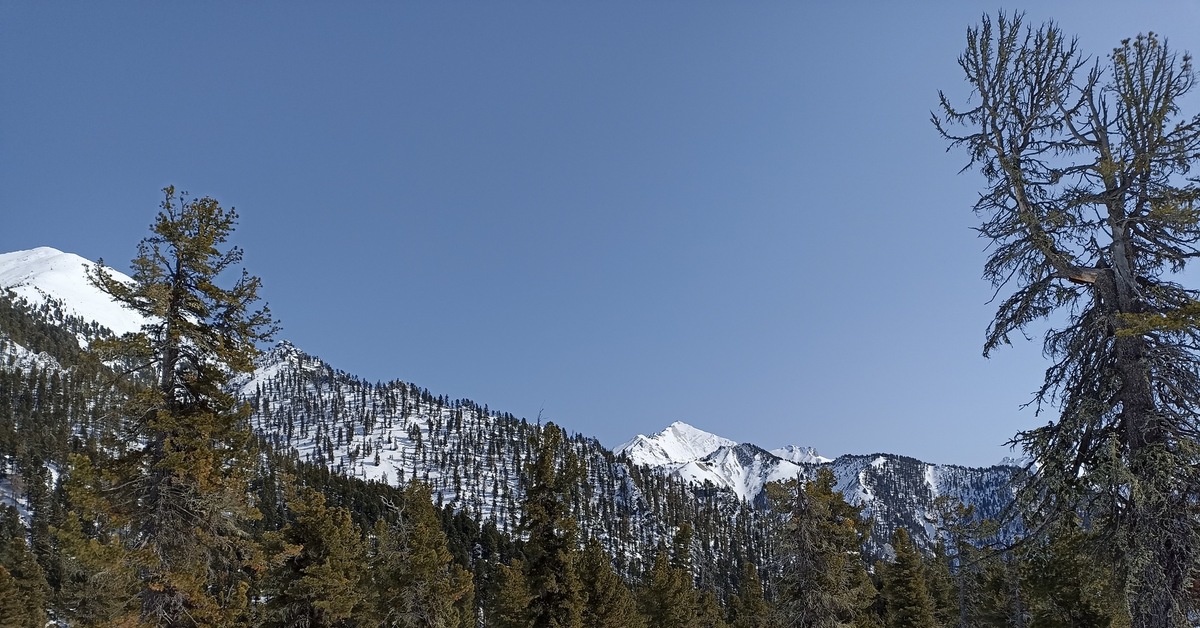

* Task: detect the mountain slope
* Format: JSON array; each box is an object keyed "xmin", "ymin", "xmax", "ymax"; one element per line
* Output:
[
  {"xmin": 0, "ymin": 247, "xmax": 144, "ymax": 338},
  {"xmin": 0, "ymin": 246, "xmax": 1019, "ymax": 564}
]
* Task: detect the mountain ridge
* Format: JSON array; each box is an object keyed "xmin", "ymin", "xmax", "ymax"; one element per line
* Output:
[{"xmin": 0, "ymin": 245, "xmax": 1020, "ymax": 561}]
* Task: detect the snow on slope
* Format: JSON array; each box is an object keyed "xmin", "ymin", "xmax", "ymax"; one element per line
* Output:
[
  {"xmin": 675, "ymin": 443, "xmax": 808, "ymax": 501},
  {"xmin": 617, "ymin": 421, "xmax": 736, "ymax": 467},
  {"xmin": 771, "ymin": 444, "xmax": 832, "ymax": 465},
  {"xmin": 0, "ymin": 247, "xmax": 145, "ymax": 337},
  {"xmin": 618, "ymin": 422, "xmax": 824, "ymax": 501}
]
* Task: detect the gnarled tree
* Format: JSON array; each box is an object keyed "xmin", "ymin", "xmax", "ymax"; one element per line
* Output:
[{"xmin": 934, "ymin": 13, "xmax": 1200, "ymax": 627}]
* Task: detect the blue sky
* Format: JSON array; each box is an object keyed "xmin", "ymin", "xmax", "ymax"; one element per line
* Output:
[{"xmin": 3, "ymin": 2, "xmax": 1198, "ymax": 466}]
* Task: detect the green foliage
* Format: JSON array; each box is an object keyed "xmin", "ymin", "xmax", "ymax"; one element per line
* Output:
[
  {"xmin": 640, "ymin": 544, "xmax": 699, "ymax": 628},
  {"xmin": 82, "ymin": 186, "xmax": 277, "ymax": 625},
  {"xmin": 881, "ymin": 528, "xmax": 936, "ymax": 628},
  {"xmin": 516, "ymin": 422, "xmax": 585, "ymax": 628},
  {"xmin": 770, "ymin": 468, "xmax": 874, "ymax": 628},
  {"xmin": 370, "ymin": 481, "xmax": 474, "ymax": 628},
  {"xmin": 728, "ymin": 561, "xmax": 776, "ymax": 628},
  {"xmin": 1021, "ymin": 516, "xmax": 1128, "ymax": 627},
  {"xmin": 262, "ymin": 484, "xmax": 371, "ymax": 627},
  {"xmin": 491, "ymin": 559, "xmax": 533, "ymax": 628},
  {"xmin": 0, "ymin": 507, "xmax": 49, "ymax": 628},
  {"xmin": 51, "ymin": 482, "xmax": 141, "ymax": 624},
  {"xmin": 579, "ymin": 538, "xmax": 645, "ymax": 628}
]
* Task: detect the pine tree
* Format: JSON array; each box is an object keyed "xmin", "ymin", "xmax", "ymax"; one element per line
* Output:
[
  {"xmin": 697, "ymin": 588, "xmax": 731, "ymax": 628},
  {"xmin": 0, "ymin": 566, "xmax": 27, "ymax": 626},
  {"xmin": 578, "ymin": 538, "xmax": 645, "ymax": 628},
  {"xmin": 728, "ymin": 561, "xmax": 775, "ymax": 628},
  {"xmin": 882, "ymin": 528, "xmax": 937, "ymax": 628},
  {"xmin": 518, "ymin": 422, "xmax": 584, "ymax": 628},
  {"xmin": 86, "ymin": 186, "xmax": 277, "ymax": 624},
  {"xmin": 924, "ymin": 543, "xmax": 957, "ymax": 627},
  {"xmin": 261, "ymin": 485, "xmax": 371, "ymax": 627},
  {"xmin": 1021, "ymin": 516, "xmax": 1126, "ymax": 627},
  {"xmin": 935, "ymin": 13, "xmax": 1200, "ymax": 626},
  {"xmin": 491, "ymin": 559, "xmax": 533, "ymax": 628},
  {"xmin": 770, "ymin": 468, "xmax": 873, "ymax": 628},
  {"xmin": 0, "ymin": 506, "xmax": 49, "ymax": 627},
  {"xmin": 53, "ymin": 453, "xmax": 142, "ymax": 626},
  {"xmin": 371, "ymin": 481, "xmax": 474, "ymax": 628},
  {"xmin": 640, "ymin": 544, "xmax": 697, "ymax": 628}
]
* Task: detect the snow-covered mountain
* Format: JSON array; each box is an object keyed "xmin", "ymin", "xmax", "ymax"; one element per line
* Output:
[
  {"xmin": 618, "ymin": 422, "xmax": 824, "ymax": 502},
  {"xmin": 772, "ymin": 444, "xmax": 831, "ymax": 465},
  {"xmin": 616, "ymin": 420, "xmax": 1018, "ymax": 553},
  {"xmin": 618, "ymin": 421, "xmax": 735, "ymax": 467},
  {"xmin": 0, "ymin": 247, "xmax": 144, "ymax": 338},
  {"xmin": 0, "ymin": 246, "xmax": 1020, "ymax": 560}
]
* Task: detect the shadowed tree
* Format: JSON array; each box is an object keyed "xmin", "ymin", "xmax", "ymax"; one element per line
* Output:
[
  {"xmin": 578, "ymin": 537, "xmax": 645, "ymax": 628},
  {"xmin": 881, "ymin": 529, "xmax": 936, "ymax": 628},
  {"xmin": 935, "ymin": 13, "xmax": 1200, "ymax": 627}
]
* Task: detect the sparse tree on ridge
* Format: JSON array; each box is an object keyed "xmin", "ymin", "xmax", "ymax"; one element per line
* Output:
[{"xmin": 935, "ymin": 13, "xmax": 1200, "ymax": 627}]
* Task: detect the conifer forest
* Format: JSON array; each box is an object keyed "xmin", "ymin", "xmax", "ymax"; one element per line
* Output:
[{"xmin": 3, "ymin": 11, "xmax": 1200, "ymax": 628}]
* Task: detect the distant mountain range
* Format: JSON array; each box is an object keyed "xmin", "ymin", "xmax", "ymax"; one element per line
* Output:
[{"xmin": 0, "ymin": 246, "xmax": 1021, "ymax": 562}]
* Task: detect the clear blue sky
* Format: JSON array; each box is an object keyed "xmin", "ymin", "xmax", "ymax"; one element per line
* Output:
[{"xmin": 4, "ymin": 2, "xmax": 1198, "ymax": 466}]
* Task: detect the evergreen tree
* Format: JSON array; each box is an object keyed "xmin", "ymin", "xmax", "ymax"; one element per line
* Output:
[
  {"xmin": 728, "ymin": 561, "xmax": 775, "ymax": 628},
  {"xmin": 85, "ymin": 186, "xmax": 277, "ymax": 625},
  {"xmin": 640, "ymin": 544, "xmax": 698, "ymax": 628},
  {"xmin": 262, "ymin": 485, "xmax": 371, "ymax": 627},
  {"xmin": 490, "ymin": 560, "xmax": 533, "ymax": 628},
  {"xmin": 0, "ymin": 566, "xmax": 28, "ymax": 626},
  {"xmin": 370, "ymin": 481, "xmax": 474, "ymax": 628},
  {"xmin": 0, "ymin": 506, "xmax": 48, "ymax": 627},
  {"xmin": 517, "ymin": 422, "xmax": 584, "ymax": 628},
  {"xmin": 924, "ymin": 543, "xmax": 957, "ymax": 627},
  {"xmin": 697, "ymin": 587, "xmax": 731, "ymax": 628},
  {"xmin": 770, "ymin": 468, "xmax": 873, "ymax": 628},
  {"xmin": 882, "ymin": 528, "xmax": 937, "ymax": 628},
  {"xmin": 53, "ymin": 452, "xmax": 143, "ymax": 626},
  {"xmin": 935, "ymin": 13, "xmax": 1200, "ymax": 626},
  {"xmin": 1021, "ymin": 516, "xmax": 1126, "ymax": 627},
  {"xmin": 578, "ymin": 538, "xmax": 645, "ymax": 628}
]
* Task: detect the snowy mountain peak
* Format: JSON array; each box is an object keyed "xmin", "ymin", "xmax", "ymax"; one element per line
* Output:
[
  {"xmin": 616, "ymin": 421, "xmax": 736, "ymax": 468},
  {"xmin": 771, "ymin": 444, "xmax": 832, "ymax": 465},
  {"xmin": 0, "ymin": 247, "xmax": 145, "ymax": 337}
]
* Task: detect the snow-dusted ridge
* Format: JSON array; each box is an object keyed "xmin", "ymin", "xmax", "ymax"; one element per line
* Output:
[
  {"xmin": 616, "ymin": 422, "xmax": 832, "ymax": 502},
  {"xmin": 617, "ymin": 421, "xmax": 736, "ymax": 467},
  {"xmin": 0, "ymin": 246, "xmax": 1023, "ymax": 556},
  {"xmin": 0, "ymin": 247, "xmax": 146, "ymax": 338}
]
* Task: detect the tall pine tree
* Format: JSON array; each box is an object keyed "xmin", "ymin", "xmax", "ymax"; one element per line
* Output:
[
  {"xmin": 881, "ymin": 528, "xmax": 936, "ymax": 628},
  {"xmin": 370, "ymin": 481, "xmax": 474, "ymax": 628},
  {"xmin": 87, "ymin": 186, "xmax": 277, "ymax": 624},
  {"xmin": 770, "ymin": 468, "xmax": 873, "ymax": 628},
  {"xmin": 514, "ymin": 422, "xmax": 584, "ymax": 628},
  {"xmin": 935, "ymin": 13, "xmax": 1200, "ymax": 625}
]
